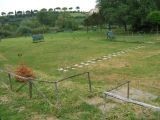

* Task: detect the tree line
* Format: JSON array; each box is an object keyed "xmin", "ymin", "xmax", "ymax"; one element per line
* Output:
[
  {"xmin": 1, "ymin": 7, "xmax": 80, "ymax": 16},
  {"xmin": 85, "ymin": 0, "xmax": 160, "ymax": 32},
  {"xmin": 0, "ymin": 7, "xmax": 85, "ymax": 38}
]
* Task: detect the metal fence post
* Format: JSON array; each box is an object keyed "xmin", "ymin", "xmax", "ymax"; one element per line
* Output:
[
  {"xmin": 87, "ymin": 72, "xmax": 92, "ymax": 92},
  {"xmin": 29, "ymin": 80, "xmax": 32, "ymax": 99},
  {"xmin": 8, "ymin": 73, "xmax": 12, "ymax": 90}
]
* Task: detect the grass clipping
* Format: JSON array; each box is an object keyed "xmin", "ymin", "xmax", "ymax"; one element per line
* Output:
[{"xmin": 15, "ymin": 64, "xmax": 35, "ymax": 82}]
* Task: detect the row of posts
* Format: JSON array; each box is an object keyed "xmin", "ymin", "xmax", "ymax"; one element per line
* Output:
[{"xmin": 7, "ymin": 72, "xmax": 92, "ymax": 103}]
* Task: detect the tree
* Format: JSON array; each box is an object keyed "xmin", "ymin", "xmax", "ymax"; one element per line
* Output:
[
  {"xmin": 40, "ymin": 8, "xmax": 47, "ymax": 12},
  {"xmin": 55, "ymin": 7, "xmax": 61, "ymax": 12},
  {"xmin": 55, "ymin": 13, "xmax": 78, "ymax": 30},
  {"xmin": 49, "ymin": 8, "xmax": 53, "ymax": 12},
  {"xmin": 69, "ymin": 7, "xmax": 73, "ymax": 12},
  {"xmin": 16, "ymin": 26, "xmax": 32, "ymax": 36},
  {"xmin": 62, "ymin": 7, "xmax": 67, "ymax": 12},
  {"xmin": 147, "ymin": 11, "xmax": 160, "ymax": 33},
  {"xmin": 96, "ymin": 0, "xmax": 157, "ymax": 32},
  {"xmin": 26, "ymin": 10, "xmax": 31, "ymax": 16},
  {"xmin": 1, "ymin": 12, "xmax": 6, "ymax": 16},
  {"xmin": 33, "ymin": 10, "xmax": 38, "ymax": 14},
  {"xmin": 17, "ymin": 11, "xmax": 23, "ymax": 16},
  {"xmin": 37, "ymin": 11, "xmax": 59, "ymax": 26},
  {"xmin": 76, "ymin": 6, "xmax": 80, "ymax": 12},
  {"xmin": 7, "ymin": 12, "xmax": 14, "ymax": 16}
]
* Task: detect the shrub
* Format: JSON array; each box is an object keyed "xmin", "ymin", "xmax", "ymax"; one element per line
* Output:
[
  {"xmin": 0, "ymin": 29, "xmax": 13, "ymax": 38},
  {"xmin": 55, "ymin": 13, "xmax": 79, "ymax": 31},
  {"xmin": 16, "ymin": 26, "xmax": 32, "ymax": 36},
  {"xmin": 31, "ymin": 26, "xmax": 49, "ymax": 34},
  {"xmin": 20, "ymin": 19, "xmax": 41, "ymax": 28},
  {"xmin": 15, "ymin": 64, "xmax": 35, "ymax": 82}
]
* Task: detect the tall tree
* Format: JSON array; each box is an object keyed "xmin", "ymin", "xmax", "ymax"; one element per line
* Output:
[
  {"xmin": 69, "ymin": 7, "xmax": 73, "ymax": 11},
  {"xmin": 1, "ymin": 12, "xmax": 6, "ymax": 16},
  {"xmin": 62, "ymin": 7, "xmax": 67, "ymax": 12},
  {"xmin": 76, "ymin": 6, "xmax": 80, "ymax": 12},
  {"xmin": 147, "ymin": 11, "xmax": 160, "ymax": 33},
  {"xmin": 97, "ymin": 0, "xmax": 157, "ymax": 31}
]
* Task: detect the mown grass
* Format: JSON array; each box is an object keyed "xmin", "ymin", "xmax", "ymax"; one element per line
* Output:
[{"xmin": 0, "ymin": 31, "xmax": 160, "ymax": 120}]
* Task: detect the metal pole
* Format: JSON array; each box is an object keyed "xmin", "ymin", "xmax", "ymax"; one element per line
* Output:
[
  {"xmin": 127, "ymin": 81, "xmax": 130, "ymax": 99},
  {"xmin": 8, "ymin": 73, "xmax": 12, "ymax": 90},
  {"xmin": 87, "ymin": 72, "xmax": 92, "ymax": 92},
  {"xmin": 29, "ymin": 80, "xmax": 32, "ymax": 99}
]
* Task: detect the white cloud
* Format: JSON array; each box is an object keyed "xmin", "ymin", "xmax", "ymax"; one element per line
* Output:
[{"xmin": 0, "ymin": 0, "xmax": 96, "ymax": 13}]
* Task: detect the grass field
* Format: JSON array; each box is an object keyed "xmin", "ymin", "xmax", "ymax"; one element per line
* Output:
[{"xmin": 0, "ymin": 31, "xmax": 160, "ymax": 120}]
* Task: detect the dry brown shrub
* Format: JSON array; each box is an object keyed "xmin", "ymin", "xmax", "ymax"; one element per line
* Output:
[{"xmin": 15, "ymin": 64, "xmax": 35, "ymax": 82}]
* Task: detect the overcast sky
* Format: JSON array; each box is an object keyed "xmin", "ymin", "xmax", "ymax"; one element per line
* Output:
[{"xmin": 0, "ymin": 0, "xmax": 97, "ymax": 13}]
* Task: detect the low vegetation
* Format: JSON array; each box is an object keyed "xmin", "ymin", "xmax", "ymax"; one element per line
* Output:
[{"xmin": 0, "ymin": 31, "xmax": 159, "ymax": 119}]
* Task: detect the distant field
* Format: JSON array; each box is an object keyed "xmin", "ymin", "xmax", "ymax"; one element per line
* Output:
[{"xmin": 0, "ymin": 31, "xmax": 160, "ymax": 120}]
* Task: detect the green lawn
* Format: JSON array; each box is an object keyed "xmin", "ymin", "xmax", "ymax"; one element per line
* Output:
[{"xmin": 0, "ymin": 31, "xmax": 160, "ymax": 120}]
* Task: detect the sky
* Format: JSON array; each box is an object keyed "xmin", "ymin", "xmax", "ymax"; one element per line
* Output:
[{"xmin": 0, "ymin": 0, "xmax": 97, "ymax": 13}]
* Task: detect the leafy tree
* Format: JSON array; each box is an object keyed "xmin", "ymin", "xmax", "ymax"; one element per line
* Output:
[
  {"xmin": 16, "ymin": 26, "xmax": 32, "ymax": 36},
  {"xmin": 97, "ymin": 0, "xmax": 157, "ymax": 32},
  {"xmin": 69, "ymin": 7, "xmax": 73, "ymax": 11},
  {"xmin": 55, "ymin": 7, "xmax": 61, "ymax": 12},
  {"xmin": 1, "ymin": 12, "xmax": 6, "ymax": 16},
  {"xmin": 76, "ymin": 6, "xmax": 80, "ymax": 12},
  {"xmin": 33, "ymin": 10, "xmax": 38, "ymax": 14},
  {"xmin": 40, "ymin": 8, "xmax": 47, "ymax": 12},
  {"xmin": 20, "ymin": 18, "xmax": 41, "ymax": 28},
  {"xmin": 37, "ymin": 11, "xmax": 59, "ymax": 26},
  {"xmin": 7, "ymin": 12, "xmax": 14, "ymax": 16},
  {"xmin": 62, "ymin": 7, "xmax": 67, "ymax": 12},
  {"xmin": 147, "ymin": 11, "xmax": 160, "ymax": 33},
  {"xmin": 55, "ymin": 13, "xmax": 78, "ymax": 30},
  {"xmin": 49, "ymin": 8, "xmax": 53, "ymax": 12},
  {"xmin": 26, "ymin": 10, "xmax": 31, "ymax": 16},
  {"xmin": 16, "ymin": 11, "xmax": 23, "ymax": 17}
]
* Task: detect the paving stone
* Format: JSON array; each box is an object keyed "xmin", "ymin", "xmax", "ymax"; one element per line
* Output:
[
  {"xmin": 87, "ymin": 60, "xmax": 92, "ymax": 63},
  {"xmin": 58, "ymin": 68, "xmax": 64, "ymax": 71},
  {"xmin": 84, "ymin": 63, "xmax": 89, "ymax": 66},
  {"xmin": 103, "ymin": 58, "xmax": 108, "ymax": 60},
  {"xmin": 74, "ymin": 64, "xmax": 79, "ymax": 67},
  {"xmin": 78, "ymin": 65, "xmax": 83, "ymax": 68}
]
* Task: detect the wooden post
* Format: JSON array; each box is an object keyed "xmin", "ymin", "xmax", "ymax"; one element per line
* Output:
[
  {"xmin": 29, "ymin": 80, "xmax": 32, "ymax": 99},
  {"xmin": 87, "ymin": 72, "xmax": 92, "ymax": 92},
  {"xmin": 127, "ymin": 81, "xmax": 130, "ymax": 99},
  {"xmin": 8, "ymin": 73, "xmax": 12, "ymax": 90},
  {"xmin": 54, "ymin": 82, "xmax": 59, "ymax": 104}
]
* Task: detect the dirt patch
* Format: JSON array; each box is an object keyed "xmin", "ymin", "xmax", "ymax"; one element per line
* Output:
[
  {"xmin": 46, "ymin": 116, "xmax": 58, "ymax": 120},
  {"xmin": 31, "ymin": 113, "xmax": 58, "ymax": 120},
  {"xmin": 99, "ymin": 103, "xmax": 117, "ymax": 113},
  {"xmin": 85, "ymin": 96, "xmax": 104, "ymax": 105}
]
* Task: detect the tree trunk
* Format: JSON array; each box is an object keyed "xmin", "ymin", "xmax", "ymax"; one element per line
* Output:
[
  {"xmin": 124, "ymin": 23, "xmax": 127, "ymax": 31},
  {"xmin": 157, "ymin": 24, "xmax": 159, "ymax": 35}
]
